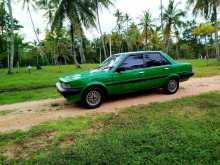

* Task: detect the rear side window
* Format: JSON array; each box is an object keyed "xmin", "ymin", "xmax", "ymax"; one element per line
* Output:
[
  {"xmin": 144, "ymin": 53, "xmax": 170, "ymax": 67},
  {"xmin": 120, "ymin": 55, "xmax": 144, "ymax": 70}
]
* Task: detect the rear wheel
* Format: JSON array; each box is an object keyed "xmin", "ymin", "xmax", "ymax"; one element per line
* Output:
[
  {"xmin": 164, "ymin": 78, "xmax": 179, "ymax": 94},
  {"xmin": 82, "ymin": 87, "xmax": 103, "ymax": 108}
]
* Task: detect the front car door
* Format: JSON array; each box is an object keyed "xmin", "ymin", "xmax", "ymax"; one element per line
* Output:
[{"xmin": 108, "ymin": 54, "xmax": 146, "ymax": 94}]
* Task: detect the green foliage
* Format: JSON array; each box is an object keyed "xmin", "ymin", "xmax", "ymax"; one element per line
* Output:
[
  {"xmin": 0, "ymin": 92, "xmax": 220, "ymax": 164},
  {"xmin": 193, "ymin": 23, "xmax": 217, "ymax": 36}
]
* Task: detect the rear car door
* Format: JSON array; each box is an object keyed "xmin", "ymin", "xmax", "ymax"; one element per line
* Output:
[
  {"xmin": 142, "ymin": 52, "xmax": 172, "ymax": 89},
  {"xmin": 109, "ymin": 54, "xmax": 146, "ymax": 94}
]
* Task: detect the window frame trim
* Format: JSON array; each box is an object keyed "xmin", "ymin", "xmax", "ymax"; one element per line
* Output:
[
  {"xmin": 143, "ymin": 52, "xmax": 171, "ymax": 68},
  {"xmin": 117, "ymin": 54, "xmax": 145, "ymax": 72}
]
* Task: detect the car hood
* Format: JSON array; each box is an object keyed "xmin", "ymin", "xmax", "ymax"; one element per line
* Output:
[{"xmin": 59, "ymin": 69, "xmax": 108, "ymax": 83}]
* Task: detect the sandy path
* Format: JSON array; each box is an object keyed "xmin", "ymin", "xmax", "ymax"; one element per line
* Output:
[{"xmin": 0, "ymin": 76, "xmax": 220, "ymax": 132}]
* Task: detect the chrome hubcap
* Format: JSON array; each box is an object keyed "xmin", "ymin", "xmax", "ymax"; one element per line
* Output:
[
  {"xmin": 168, "ymin": 79, "xmax": 178, "ymax": 93},
  {"xmin": 86, "ymin": 90, "xmax": 101, "ymax": 106}
]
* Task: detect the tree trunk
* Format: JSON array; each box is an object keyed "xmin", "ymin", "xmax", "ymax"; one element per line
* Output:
[
  {"xmin": 70, "ymin": 24, "xmax": 80, "ymax": 68},
  {"xmin": 27, "ymin": 5, "xmax": 40, "ymax": 43},
  {"xmin": 145, "ymin": 28, "xmax": 148, "ymax": 50},
  {"xmin": 96, "ymin": 1, "xmax": 107, "ymax": 59},
  {"xmin": 165, "ymin": 34, "xmax": 171, "ymax": 54},
  {"xmin": 7, "ymin": 0, "xmax": 14, "ymax": 74},
  {"xmin": 176, "ymin": 43, "xmax": 179, "ymax": 59},
  {"xmin": 75, "ymin": 15, "xmax": 86, "ymax": 63},
  {"xmin": 160, "ymin": 0, "xmax": 163, "ymax": 31},
  {"xmin": 212, "ymin": 5, "xmax": 220, "ymax": 60},
  {"xmin": 175, "ymin": 31, "xmax": 180, "ymax": 59},
  {"xmin": 109, "ymin": 36, "xmax": 112, "ymax": 56},
  {"xmin": 214, "ymin": 27, "xmax": 220, "ymax": 60},
  {"xmin": 27, "ymin": 5, "xmax": 45, "ymax": 62},
  {"xmin": 205, "ymin": 35, "xmax": 209, "ymax": 58},
  {"xmin": 125, "ymin": 21, "xmax": 129, "ymax": 52},
  {"xmin": 79, "ymin": 32, "xmax": 86, "ymax": 63},
  {"xmin": 17, "ymin": 42, "xmax": 20, "ymax": 73}
]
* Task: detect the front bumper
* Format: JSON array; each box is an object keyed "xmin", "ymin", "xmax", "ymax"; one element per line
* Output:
[{"xmin": 56, "ymin": 82, "xmax": 81, "ymax": 96}]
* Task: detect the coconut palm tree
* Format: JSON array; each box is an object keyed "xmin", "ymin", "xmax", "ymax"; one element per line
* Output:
[
  {"xmin": 163, "ymin": 0, "xmax": 185, "ymax": 54},
  {"xmin": 187, "ymin": 0, "xmax": 220, "ymax": 59},
  {"xmin": 37, "ymin": 0, "xmax": 87, "ymax": 64},
  {"xmin": 160, "ymin": 0, "xmax": 164, "ymax": 30},
  {"xmin": 36, "ymin": 0, "xmax": 58, "ymax": 27},
  {"xmin": 6, "ymin": 0, "xmax": 14, "ymax": 74},
  {"xmin": 93, "ymin": 0, "xmax": 113, "ymax": 59},
  {"xmin": 139, "ymin": 10, "xmax": 154, "ymax": 50},
  {"xmin": 124, "ymin": 13, "xmax": 131, "ymax": 51},
  {"xmin": 51, "ymin": 0, "xmax": 96, "ymax": 67},
  {"xmin": 21, "ymin": 0, "xmax": 41, "ymax": 43},
  {"xmin": 114, "ymin": 9, "xmax": 124, "ymax": 52}
]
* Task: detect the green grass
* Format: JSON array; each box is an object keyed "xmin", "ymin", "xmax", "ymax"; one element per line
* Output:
[
  {"xmin": 180, "ymin": 59, "xmax": 220, "ymax": 77},
  {"xmin": 0, "ymin": 64, "xmax": 96, "ymax": 105},
  {"xmin": 0, "ymin": 64, "xmax": 96, "ymax": 90},
  {"xmin": 0, "ymin": 87, "xmax": 59, "ymax": 104},
  {"xmin": 0, "ymin": 91, "xmax": 220, "ymax": 164},
  {"xmin": 0, "ymin": 59, "xmax": 219, "ymax": 105}
]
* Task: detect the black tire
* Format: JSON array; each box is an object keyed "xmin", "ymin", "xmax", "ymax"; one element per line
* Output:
[
  {"xmin": 82, "ymin": 87, "xmax": 104, "ymax": 109},
  {"xmin": 164, "ymin": 78, "xmax": 179, "ymax": 94}
]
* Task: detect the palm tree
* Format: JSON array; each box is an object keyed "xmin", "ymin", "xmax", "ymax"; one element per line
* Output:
[
  {"xmin": 139, "ymin": 10, "xmax": 154, "ymax": 50},
  {"xmin": 52, "ymin": 0, "xmax": 96, "ymax": 67},
  {"xmin": 0, "ymin": 1, "xmax": 6, "ymax": 36},
  {"xmin": 22, "ymin": 0, "xmax": 40, "ymax": 43},
  {"xmin": 160, "ymin": 0, "xmax": 164, "ymax": 30},
  {"xmin": 93, "ymin": 0, "xmax": 113, "ymax": 59},
  {"xmin": 36, "ymin": 0, "xmax": 58, "ymax": 27},
  {"xmin": 114, "ymin": 9, "xmax": 124, "ymax": 52},
  {"xmin": 187, "ymin": 0, "xmax": 220, "ymax": 59},
  {"xmin": 6, "ymin": 0, "xmax": 15, "ymax": 74},
  {"xmin": 163, "ymin": 0, "xmax": 185, "ymax": 54},
  {"xmin": 37, "ymin": 0, "xmax": 86, "ymax": 63},
  {"xmin": 124, "ymin": 13, "xmax": 131, "ymax": 51}
]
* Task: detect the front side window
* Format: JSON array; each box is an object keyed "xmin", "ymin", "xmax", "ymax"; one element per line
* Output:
[
  {"xmin": 144, "ymin": 53, "xmax": 170, "ymax": 67},
  {"xmin": 99, "ymin": 55, "xmax": 122, "ymax": 70},
  {"xmin": 120, "ymin": 55, "xmax": 144, "ymax": 71}
]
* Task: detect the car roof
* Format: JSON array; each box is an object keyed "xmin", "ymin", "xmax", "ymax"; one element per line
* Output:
[{"xmin": 114, "ymin": 51, "xmax": 162, "ymax": 56}]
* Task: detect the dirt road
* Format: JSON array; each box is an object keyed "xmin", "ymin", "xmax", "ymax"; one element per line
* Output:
[{"xmin": 0, "ymin": 76, "xmax": 220, "ymax": 132}]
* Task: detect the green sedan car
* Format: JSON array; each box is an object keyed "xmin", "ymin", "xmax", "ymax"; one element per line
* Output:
[{"xmin": 56, "ymin": 51, "xmax": 193, "ymax": 108}]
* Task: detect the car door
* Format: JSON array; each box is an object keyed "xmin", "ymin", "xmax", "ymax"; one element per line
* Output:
[
  {"xmin": 108, "ymin": 54, "xmax": 146, "ymax": 94},
  {"xmin": 142, "ymin": 52, "xmax": 172, "ymax": 89}
]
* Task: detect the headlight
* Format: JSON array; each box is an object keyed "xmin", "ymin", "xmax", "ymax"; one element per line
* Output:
[{"xmin": 61, "ymin": 82, "xmax": 72, "ymax": 89}]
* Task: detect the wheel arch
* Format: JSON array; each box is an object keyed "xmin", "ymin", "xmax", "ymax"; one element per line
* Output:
[
  {"xmin": 82, "ymin": 82, "xmax": 109, "ymax": 98},
  {"xmin": 167, "ymin": 74, "xmax": 180, "ymax": 81}
]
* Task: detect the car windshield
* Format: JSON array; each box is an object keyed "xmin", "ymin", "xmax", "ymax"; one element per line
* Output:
[{"xmin": 98, "ymin": 55, "xmax": 121, "ymax": 70}]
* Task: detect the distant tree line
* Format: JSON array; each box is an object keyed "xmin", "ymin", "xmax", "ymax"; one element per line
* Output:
[{"xmin": 0, "ymin": 0, "xmax": 220, "ymax": 73}]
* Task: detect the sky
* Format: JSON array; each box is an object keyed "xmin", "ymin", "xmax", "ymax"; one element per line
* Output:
[{"xmin": 12, "ymin": 0, "xmax": 199, "ymax": 42}]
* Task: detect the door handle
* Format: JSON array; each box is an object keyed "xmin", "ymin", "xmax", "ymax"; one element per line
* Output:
[
  {"xmin": 164, "ymin": 67, "xmax": 170, "ymax": 70},
  {"xmin": 139, "ymin": 71, "xmax": 144, "ymax": 74}
]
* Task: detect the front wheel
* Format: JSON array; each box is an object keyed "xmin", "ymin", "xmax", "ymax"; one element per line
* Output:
[
  {"xmin": 164, "ymin": 78, "xmax": 179, "ymax": 94},
  {"xmin": 82, "ymin": 87, "xmax": 103, "ymax": 109}
]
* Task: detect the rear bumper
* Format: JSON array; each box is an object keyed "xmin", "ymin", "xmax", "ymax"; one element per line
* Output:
[
  {"xmin": 180, "ymin": 72, "xmax": 194, "ymax": 81},
  {"xmin": 56, "ymin": 82, "xmax": 81, "ymax": 96}
]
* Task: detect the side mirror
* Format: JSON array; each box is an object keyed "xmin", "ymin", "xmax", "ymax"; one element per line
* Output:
[{"xmin": 116, "ymin": 67, "xmax": 126, "ymax": 73}]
